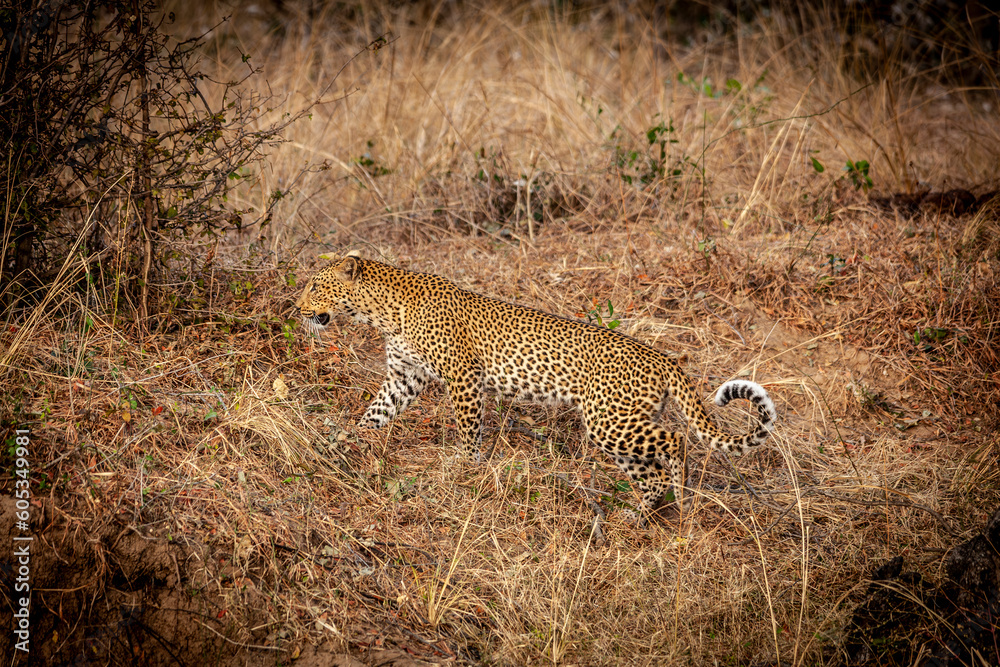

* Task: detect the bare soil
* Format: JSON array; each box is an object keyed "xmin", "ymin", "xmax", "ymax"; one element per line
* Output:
[{"xmin": 0, "ymin": 497, "xmax": 437, "ymax": 665}]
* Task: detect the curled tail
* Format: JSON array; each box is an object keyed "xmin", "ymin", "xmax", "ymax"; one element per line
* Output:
[{"xmin": 710, "ymin": 380, "xmax": 777, "ymax": 455}]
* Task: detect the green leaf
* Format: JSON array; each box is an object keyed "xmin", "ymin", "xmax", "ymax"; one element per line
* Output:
[{"xmin": 810, "ymin": 156, "xmax": 825, "ymax": 173}]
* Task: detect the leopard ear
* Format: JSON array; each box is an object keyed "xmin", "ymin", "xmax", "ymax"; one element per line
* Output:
[{"xmin": 337, "ymin": 255, "xmax": 362, "ymax": 283}]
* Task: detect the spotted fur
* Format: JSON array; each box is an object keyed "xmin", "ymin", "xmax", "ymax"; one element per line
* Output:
[{"xmin": 295, "ymin": 253, "xmax": 777, "ymax": 520}]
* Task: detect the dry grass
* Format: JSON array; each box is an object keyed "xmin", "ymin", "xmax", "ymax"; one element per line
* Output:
[{"xmin": 2, "ymin": 2, "xmax": 999, "ymax": 665}]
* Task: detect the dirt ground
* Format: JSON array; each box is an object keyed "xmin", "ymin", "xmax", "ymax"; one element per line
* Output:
[
  {"xmin": 3, "ymin": 223, "xmax": 998, "ymax": 665},
  {"xmin": 0, "ymin": 501, "xmax": 437, "ymax": 666}
]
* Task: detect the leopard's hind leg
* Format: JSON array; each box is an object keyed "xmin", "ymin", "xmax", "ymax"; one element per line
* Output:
[{"xmin": 582, "ymin": 406, "xmax": 687, "ymax": 523}]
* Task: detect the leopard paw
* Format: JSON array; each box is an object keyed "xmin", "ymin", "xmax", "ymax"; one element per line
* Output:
[
  {"xmin": 358, "ymin": 410, "xmax": 389, "ymax": 429},
  {"xmin": 620, "ymin": 508, "xmax": 649, "ymax": 528}
]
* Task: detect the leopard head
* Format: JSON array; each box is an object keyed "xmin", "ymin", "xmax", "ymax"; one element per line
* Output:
[{"xmin": 294, "ymin": 251, "xmax": 364, "ymax": 332}]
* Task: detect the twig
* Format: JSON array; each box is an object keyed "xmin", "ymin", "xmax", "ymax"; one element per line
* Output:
[
  {"xmin": 718, "ymin": 456, "xmax": 785, "ymax": 511},
  {"xmin": 372, "ymin": 540, "xmax": 438, "ymax": 566},
  {"xmin": 587, "ymin": 507, "xmax": 606, "ymax": 545},
  {"xmin": 483, "ymin": 416, "xmax": 555, "ymax": 458},
  {"xmin": 547, "ymin": 470, "xmax": 606, "ymax": 543},
  {"xmin": 700, "ymin": 485, "xmax": 791, "ymax": 496},
  {"xmin": 723, "ymin": 500, "xmax": 800, "ymax": 547},
  {"xmin": 541, "ymin": 469, "xmax": 605, "ymax": 497},
  {"xmin": 701, "ymin": 301, "xmax": 746, "ymax": 345},
  {"xmin": 811, "ymin": 490, "xmax": 958, "ymax": 536},
  {"xmin": 485, "ymin": 413, "xmax": 551, "ymax": 443},
  {"xmin": 393, "ymin": 623, "xmax": 480, "ymax": 663},
  {"xmin": 504, "ymin": 426, "xmax": 550, "ymax": 442},
  {"xmin": 194, "ymin": 620, "xmax": 283, "ymax": 652},
  {"xmin": 723, "ymin": 486, "xmax": 959, "ymax": 547}
]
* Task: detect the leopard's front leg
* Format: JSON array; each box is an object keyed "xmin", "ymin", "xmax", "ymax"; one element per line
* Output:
[{"xmin": 358, "ymin": 339, "xmax": 433, "ymax": 429}]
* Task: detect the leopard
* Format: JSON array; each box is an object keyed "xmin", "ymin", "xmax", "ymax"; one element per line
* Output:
[{"xmin": 295, "ymin": 252, "xmax": 776, "ymax": 522}]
